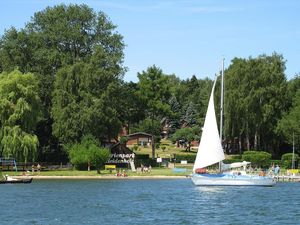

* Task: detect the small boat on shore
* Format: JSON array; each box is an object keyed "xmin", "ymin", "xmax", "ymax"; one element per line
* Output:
[{"xmin": 0, "ymin": 175, "xmax": 33, "ymax": 184}]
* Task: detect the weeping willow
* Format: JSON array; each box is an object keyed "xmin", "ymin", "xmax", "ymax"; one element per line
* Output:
[{"xmin": 0, "ymin": 70, "xmax": 40, "ymax": 162}]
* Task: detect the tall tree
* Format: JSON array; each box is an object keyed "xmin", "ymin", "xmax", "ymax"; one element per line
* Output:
[
  {"xmin": 225, "ymin": 53, "xmax": 288, "ymax": 156},
  {"xmin": 0, "ymin": 4, "xmax": 125, "ymax": 154},
  {"xmin": 0, "ymin": 70, "xmax": 41, "ymax": 162},
  {"xmin": 118, "ymin": 82, "xmax": 146, "ymax": 133},
  {"xmin": 137, "ymin": 65, "xmax": 172, "ymax": 121},
  {"xmin": 0, "ymin": 5, "xmax": 124, "ymax": 155},
  {"xmin": 52, "ymin": 61, "xmax": 123, "ymax": 145},
  {"xmin": 277, "ymin": 89, "xmax": 300, "ymax": 152}
]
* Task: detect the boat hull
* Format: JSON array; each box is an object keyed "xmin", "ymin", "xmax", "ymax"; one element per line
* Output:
[
  {"xmin": 0, "ymin": 178, "xmax": 33, "ymax": 184},
  {"xmin": 191, "ymin": 174, "xmax": 276, "ymax": 186}
]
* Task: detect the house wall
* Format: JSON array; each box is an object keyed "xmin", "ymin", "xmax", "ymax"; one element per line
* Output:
[{"xmin": 126, "ymin": 136, "xmax": 152, "ymax": 146}]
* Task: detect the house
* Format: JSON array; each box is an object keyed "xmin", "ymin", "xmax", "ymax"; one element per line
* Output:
[
  {"xmin": 125, "ymin": 132, "xmax": 154, "ymax": 147},
  {"xmin": 107, "ymin": 142, "xmax": 135, "ymax": 169}
]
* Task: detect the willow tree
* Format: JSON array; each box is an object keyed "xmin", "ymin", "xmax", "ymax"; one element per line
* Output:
[{"xmin": 0, "ymin": 70, "xmax": 40, "ymax": 162}]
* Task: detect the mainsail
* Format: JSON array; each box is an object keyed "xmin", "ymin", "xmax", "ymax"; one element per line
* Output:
[{"xmin": 193, "ymin": 78, "xmax": 225, "ymax": 172}]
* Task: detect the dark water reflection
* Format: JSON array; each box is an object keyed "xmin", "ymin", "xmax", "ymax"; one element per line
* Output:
[{"xmin": 0, "ymin": 179, "xmax": 299, "ymax": 225}]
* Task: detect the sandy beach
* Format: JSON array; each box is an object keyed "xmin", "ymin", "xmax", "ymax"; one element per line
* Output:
[{"xmin": 13, "ymin": 175, "xmax": 189, "ymax": 180}]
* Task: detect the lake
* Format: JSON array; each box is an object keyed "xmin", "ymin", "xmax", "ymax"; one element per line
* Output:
[{"xmin": 1, "ymin": 179, "xmax": 299, "ymax": 225}]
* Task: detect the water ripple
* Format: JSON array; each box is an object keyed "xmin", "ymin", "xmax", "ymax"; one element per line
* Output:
[{"xmin": 0, "ymin": 179, "xmax": 299, "ymax": 224}]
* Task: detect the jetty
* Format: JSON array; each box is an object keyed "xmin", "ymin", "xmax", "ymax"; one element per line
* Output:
[{"xmin": 275, "ymin": 175, "xmax": 300, "ymax": 182}]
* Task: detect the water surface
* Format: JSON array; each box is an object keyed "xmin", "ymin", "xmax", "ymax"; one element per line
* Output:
[{"xmin": 0, "ymin": 179, "xmax": 299, "ymax": 224}]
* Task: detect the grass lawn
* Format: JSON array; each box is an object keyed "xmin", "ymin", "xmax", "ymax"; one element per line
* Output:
[
  {"xmin": 130, "ymin": 139, "xmax": 197, "ymax": 159},
  {"xmin": 4, "ymin": 165, "xmax": 193, "ymax": 177}
]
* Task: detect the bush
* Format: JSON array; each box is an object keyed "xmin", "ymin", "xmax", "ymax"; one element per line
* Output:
[
  {"xmin": 223, "ymin": 155, "xmax": 242, "ymax": 164},
  {"xmin": 131, "ymin": 145, "xmax": 140, "ymax": 152},
  {"xmin": 242, "ymin": 151, "xmax": 271, "ymax": 168},
  {"xmin": 68, "ymin": 135, "xmax": 110, "ymax": 173},
  {"xmin": 174, "ymin": 154, "xmax": 196, "ymax": 163},
  {"xmin": 281, "ymin": 153, "xmax": 299, "ymax": 169}
]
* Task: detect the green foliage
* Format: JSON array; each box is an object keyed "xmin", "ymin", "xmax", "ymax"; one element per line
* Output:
[
  {"xmin": 131, "ymin": 118, "xmax": 161, "ymax": 144},
  {"xmin": 225, "ymin": 53, "xmax": 288, "ymax": 155},
  {"xmin": 277, "ymin": 90, "xmax": 300, "ymax": 145},
  {"xmin": 137, "ymin": 65, "xmax": 172, "ymax": 120},
  {"xmin": 131, "ymin": 145, "xmax": 140, "ymax": 152},
  {"xmin": 223, "ymin": 155, "xmax": 243, "ymax": 164},
  {"xmin": 119, "ymin": 136, "xmax": 128, "ymax": 145},
  {"xmin": 0, "ymin": 70, "xmax": 40, "ymax": 162},
  {"xmin": 281, "ymin": 153, "xmax": 299, "ymax": 169},
  {"xmin": 174, "ymin": 154, "xmax": 196, "ymax": 163},
  {"xmin": 181, "ymin": 102, "xmax": 197, "ymax": 127},
  {"xmin": 242, "ymin": 151, "xmax": 272, "ymax": 168},
  {"xmin": 0, "ymin": 4, "xmax": 125, "ymax": 156},
  {"xmin": 118, "ymin": 82, "xmax": 145, "ymax": 128},
  {"xmin": 52, "ymin": 62, "xmax": 123, "ymax": 144},
  {"xmin": 68, "ymin": 135, "xmax": 110, "ymax": 172},
  {"xmin": 171, "ymin": 126, "xmax": 200, "ymax": 151},
  {"xmin": 68, "ymin": 143, "xmax": 88, "ymax": 169},
  {"xmin": 166, "ymin": 95, "xmax": 181, "ymax": 135},
  {"xmin": 89, "ymin": 146, "xmax": 111, "ymax": 174}
]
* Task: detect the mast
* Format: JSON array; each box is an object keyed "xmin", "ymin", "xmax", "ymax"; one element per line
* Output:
[
  {"xmin": 220, "ymin": 58, "xmax": 224, "ymax": 142},
  {"xmin": 219, "ymin": 58, "xmax": 225, "ymax": 172}
]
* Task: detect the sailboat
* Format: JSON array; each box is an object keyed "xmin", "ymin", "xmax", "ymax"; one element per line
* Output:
[{"xmin": 191, "ymin": 70, "xmax": 276, "ymax": 186}]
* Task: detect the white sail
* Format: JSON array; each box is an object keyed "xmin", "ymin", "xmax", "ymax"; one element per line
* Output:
[{"xmin": 193, "ymin": 78, "xmax": 225, "ymax": 172}]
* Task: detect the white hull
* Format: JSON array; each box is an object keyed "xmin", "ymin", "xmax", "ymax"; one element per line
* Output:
[{"xmin": 191, "ymin": 174, "xmax": 276, "ymax": 186}]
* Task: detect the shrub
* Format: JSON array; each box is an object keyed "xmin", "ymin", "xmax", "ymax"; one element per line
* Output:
[
  {"xmin": 68, "ymin": 135, "xmax": 110, "ymax": 173},
  {"xmin": 174, "ymin": 154, "xmax": 196, "ymax": 163},
  {"xmin": 242, "ymin": 151, "xmax": 271, "ymax": 168},
  {"xmin": 281, "ymin": 153, "xmax": 299, "ymax": 169}
]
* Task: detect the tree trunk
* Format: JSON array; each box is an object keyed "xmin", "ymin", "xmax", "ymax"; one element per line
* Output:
[
  {"xmin": 254, "ymin": 131, "xmax": 258, "ymax": 150},
  {"xmin": 239, "ymin": 135, "xmax": 242, "ymax": 154},
  {"xmin": 151, "ymin": 135, "xmax": 155, "ymax": 159},
  {"xmin": 246, "ymin": 133, "xmax": 250, "ymax": 150},
  {"xmin": 88, "ymin": 162, "xmax": 91, "ymax": 171}
]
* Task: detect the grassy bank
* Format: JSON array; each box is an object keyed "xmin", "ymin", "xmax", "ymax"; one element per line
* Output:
[
  {"xmin": 6, "ymin": 166, "xmax": 192, "ymax": 177},
  {"xmin": 130, "ymin": 139, "xmax": 197, "ymax": 159}
]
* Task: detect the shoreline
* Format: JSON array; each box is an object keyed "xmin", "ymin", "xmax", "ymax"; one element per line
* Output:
[{"xmin": 13, "ymin": 175, "xmax": 189, "ymax": 180}]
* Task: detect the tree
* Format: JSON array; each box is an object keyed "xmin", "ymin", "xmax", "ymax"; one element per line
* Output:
[
  {"xmin": 225, "ymin": 53, "xmax": 288, "ymax": 156},
  {"xmin": 281, "ymin": 153, "xmax": 299, "ymax": 169},
  {"xmin": 171, "ymin": 127, "xmax": 200, "ymax": 151},
  {"xmin": 118, "ymin": 82, "xmax": 146, "ymax": 133},
  {"xmin": 277, "ymin": 89, "xmax": 300, "ymax": 153},
  {"xmin": 0, "ymin": 4, "xmax": 125, "ymax": 156},
  {"xmin": 52, "ymin": 62, "xmax": 122, "ymax": 144},
  {"xmin": 0, "ymin": 70, "xmax": 41, "ymax": 162},
  {"xmin": 131, "ymin": 118, "xmax": 161, "ymax": 143},
  {"xmin": 89, "ymin": 147, "xmax": 111, "ymax": 174},
  {"xmin": 137, "ymin": 65, "xmax": 172, "ymax": 121},
  {"xmin": 181, "ymin": 102, "xmax": 197, "ymax": 127},
  {"xmin": 166, "ymin": 95, "xmax": 181, "ymax": 135},
  {"xmin": 68, "ymin": 135, "xmax": 110, "ymax": 173}
]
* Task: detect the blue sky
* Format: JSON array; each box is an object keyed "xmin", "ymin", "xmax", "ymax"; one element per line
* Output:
[{"xmin": 0, "ymin": 0, "xmax": 299, "ymax": 82}]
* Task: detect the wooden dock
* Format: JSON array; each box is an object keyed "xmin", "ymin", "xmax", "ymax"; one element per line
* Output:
[{"xmin": 275, "ymin": 175, "xmax": 300, "ymax": 182}]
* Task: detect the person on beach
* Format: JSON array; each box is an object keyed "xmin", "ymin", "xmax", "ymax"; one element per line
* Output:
[
  {"xmin": 37, "ymin": 163, "xmax": 41, "ymax": 174},
  {"xmin": 32, "ymin": 164, "xmax": 35, "ymax": 173},
  {"xmin": 274, "ymin": 165, "xmax": 280, "ymax": 176}
]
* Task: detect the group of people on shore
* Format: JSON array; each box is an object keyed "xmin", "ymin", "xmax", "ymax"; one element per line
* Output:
[
  {"xmin": 116, "ymin": 170, "xmax": 127, "ymax": 177},
  {"xmin": 269, "ymin": 164, "xmax": 280, "ymax": 176}
]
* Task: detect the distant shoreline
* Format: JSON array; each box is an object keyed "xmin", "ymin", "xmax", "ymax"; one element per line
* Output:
[{"xmin": 13, "ymin": 175, "xmax": 189, "ymax": 180}]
